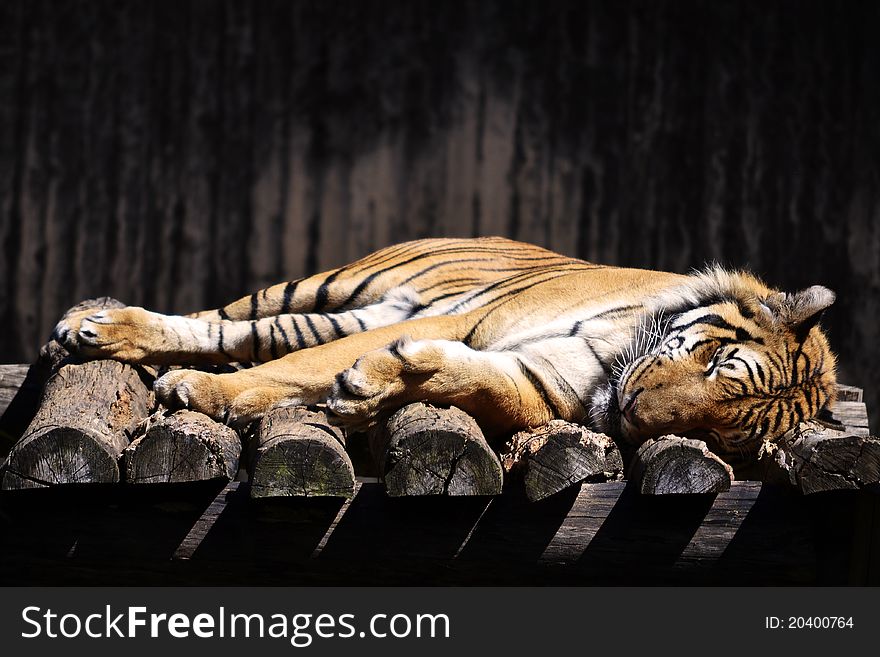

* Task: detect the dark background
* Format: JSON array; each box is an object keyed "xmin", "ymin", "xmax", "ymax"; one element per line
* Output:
[{"xmin": 1, "ymin": 0, "xmax": 878, "ymax": 424}]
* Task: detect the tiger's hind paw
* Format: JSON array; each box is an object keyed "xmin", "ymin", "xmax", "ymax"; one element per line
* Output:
[
  {"xmin": 325, "ymin": 336, "xmax": 444, "ymax": 425},
  {"xmin": 154, "ymin": 370, "xmax": 292, "ymax": 428}
]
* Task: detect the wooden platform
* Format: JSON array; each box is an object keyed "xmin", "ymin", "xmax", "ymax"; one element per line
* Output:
[
  {"xmin": 0, "ymin": 478, "xmax": 876, "ymax": 585},
  {"xmin": 0, "ymin": 364, "xmax": 877, "ymax": 585}
]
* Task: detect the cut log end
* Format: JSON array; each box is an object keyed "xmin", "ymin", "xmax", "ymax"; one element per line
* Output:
[
  {"xmin": 250, "ymin": 406, "xmax": 354, "ymax": 499},
  {"xmin": 124, "ymin": 410, "xmax": 242, "ymax": 484},
  {"xmin": 2, "ymin": 426, "xmax": 121, "ymax": 489},
  {"xmin": 502, "ymin": 420, "xmax": 624, "ymax": 501},
  {"xmin": 2, "ymin": 356, "xmax": 154, "ymax": 490},
  {"xmin": 371, "ymin": 403, "xmax": 503, "ymax": 496},
  {"xmin": 756, "ymin": 423, "xmax": 880, "ymax": 494},
  {"xmin": 630, "ymin": 436, "xmax": 734, "ymax": 495}
]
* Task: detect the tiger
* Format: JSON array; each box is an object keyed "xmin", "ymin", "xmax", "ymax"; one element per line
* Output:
[{"xmin": 52, "ymin": 236, "xmax": 837, "ymax": 459}]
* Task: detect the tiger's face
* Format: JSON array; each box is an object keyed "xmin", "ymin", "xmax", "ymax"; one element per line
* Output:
[{"xmin": 592, "ymin": 284, "xmax": 837, "ymax": 455}]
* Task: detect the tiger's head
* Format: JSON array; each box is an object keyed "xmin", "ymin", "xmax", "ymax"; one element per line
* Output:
[{"xmin": 592, "ymin": 269, "xmax": 837, "ymax": 457}]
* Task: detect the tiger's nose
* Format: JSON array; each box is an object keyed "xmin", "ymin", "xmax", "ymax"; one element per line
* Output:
[{"xmin": 619, "ymin": 387, "xmax": 644, "ymax": 421}]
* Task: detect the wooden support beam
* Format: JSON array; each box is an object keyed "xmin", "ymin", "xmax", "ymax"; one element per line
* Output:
[
  {"xmin": 370, "ymin": 403, "xmax": 503, "ymax": 496},
  {"xmin": 249, "ymin": 406, "xmax": 355, "ymax": 498},
  {"xmin": 500, "ymin": 420, "xmax": 623, "ymax": 501},
  {"xmin": 629, "ymin": 436, "xmax": 734, "ymax": 495},
  {"xmin": 124, "ymin": 410, "xmax": 242, "ymax": 484}
]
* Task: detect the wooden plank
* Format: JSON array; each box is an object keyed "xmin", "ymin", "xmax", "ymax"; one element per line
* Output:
[
  {"xmin": 0, "ymin": 364, "xmax": 28, "ymax": 417},
  {"xmin": 830, "ymin": 401, "xmax": 870, "ymax": 435},
  {"xmin": 0, "ymin": 480, "xmax": 872, "ymax": 585},
  {"xmin": 836, "ymin": 384, "xmax": 863, "ymax": 403},
  {"xmin": 173, "ymin": 481, "xmax": 241, "ymax": 560}
]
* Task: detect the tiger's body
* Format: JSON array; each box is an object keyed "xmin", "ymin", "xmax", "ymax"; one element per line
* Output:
[{"xmin": 54, "ymin": 237, "xmax": 837, "ymax": 458}]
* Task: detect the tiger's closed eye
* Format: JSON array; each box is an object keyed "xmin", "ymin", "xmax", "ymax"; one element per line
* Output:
[{"xmin": 705, "ymin": 347, "xmax": 725, "ymax": 374}]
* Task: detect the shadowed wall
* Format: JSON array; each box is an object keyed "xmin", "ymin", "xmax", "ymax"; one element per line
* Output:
[{"xmin": 1, "ymin": 0, "xmax": 878, "ymax": 422}]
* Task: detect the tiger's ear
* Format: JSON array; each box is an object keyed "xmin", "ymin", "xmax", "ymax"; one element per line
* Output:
[{"xmin": 761, "ymin": 286, "xmax": 835, "ymax": 339}]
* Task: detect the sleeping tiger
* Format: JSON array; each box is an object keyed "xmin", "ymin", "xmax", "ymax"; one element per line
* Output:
[{"xmin": 52, "ymin": 236, "xmax": 837, "ymax": 458}]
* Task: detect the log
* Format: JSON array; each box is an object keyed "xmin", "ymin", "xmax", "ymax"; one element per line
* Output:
[
  {"xmin": 1, "ymin": 358, "xmax": 154, "ymax": 489},
  {"xmin": 629, "ymin": 436, "xmax": 734, "ymax": 495},
  {"xmin": 0, "ymin": 340, "xmax": 84, "ymax": 457},
  {"xmin": 740, "ymin": 387, "xmax": 879, "ymax": 493},
  {"xmin": 123, "ymin": 410, "xmax": 242, "ymax": 484},
  {"xmin": 370, "ymin": 403, "xmax": 503, "ymax": 496},
  {"xmin": 501, "ymin": 420, "xmax": 623, "ymax": 501},
  {"xmin": 249, "ymin": 406, "xmax": 355, "ymax": 498},
  {"xmin": 753, "ymin": 423, "xmax": 880, "ymax": 494}
]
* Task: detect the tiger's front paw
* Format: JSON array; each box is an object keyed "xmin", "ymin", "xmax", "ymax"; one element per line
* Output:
[{"xmin": 53, "ymin": 306, "xmax": 164, "ymax": 363}]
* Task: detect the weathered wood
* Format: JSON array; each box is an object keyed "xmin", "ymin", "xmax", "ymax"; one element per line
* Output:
[
  {"xmin": 173, "ymin": 481, "xmax": 241, "ymax": 560},
  {"xmin": 501, "ymin": 420, "xmax": 623, "ymax": 501},
  {"xmin": 370, "ymin": 403, "xmax": 503, "ymax": 496},
  {"xmin": 629, "ymin": 436, "xmax": 734, "ymax": 495},
  {"xmin": 124, "ymin": 410, "xmax": 241, "ymax": 484},
  {"xmin": 249, "ymin": 406, "xmax": 354, "ymax": 498},
  {"xmin": 0, "ymin": 364, "xmax": 28, "ymax": 418},
  {"xmin": 829, "ymin": 401, "xmax": 870, "ymax": 435},
  {"xmin": 753, "ymin": 423, "xmax": 880, "ymax": 494},
  {"xmin": 1, "ymin": 359, "xmax": 154, "ymax": 489},
  {"xmin": 837, "ymin": 384, "xmax": 863, "ymax": 403}
]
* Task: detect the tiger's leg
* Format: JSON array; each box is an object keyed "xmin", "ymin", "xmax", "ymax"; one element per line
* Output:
[
  {"xmin": 326, "ymin": 337, "xmax": 582, "ymax": 438},
  {"xmin": 53, "ymin": 288, "xmax": 421, "ymax": 365},
  {"xmin": 152, "ymin": 315, "xmax": 469, "ymax": 425}
]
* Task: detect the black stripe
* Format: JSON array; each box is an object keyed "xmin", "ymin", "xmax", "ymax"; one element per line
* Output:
[
  {"xmin": 304, "ymin": 315, "xmax": 322, "ymax": 343},
  {"xmin": 290, "ymin": 316, "xmax": 306, "ymax": 350},
  {"xmin": 449, "ymin": 266, "xmax": 586, "ymax": 314},
  {"xmin": 673, "ymin": 313, "xmax": 738, "ymax": 333},
  {"xmin": 269, "ymin": 324, "xmax": 279, "ymax": 360},
  {"xmin": 218, "ymin": 307, "xmax": 230, "ymax": 320},
  {"xmin": 250, "ymin": 321, "xmax": 259, "ymax": 361},
  {"xmin": 280, "ymin": 280, "xmax": 300, "ymax": 315},
  {"xmin": 583, "ymin": 338, "xmax": 612, "ymax": 377},
  {"xmin": 273, "ymin": 317, "xmax": 291, "ymax": 352},
  {"xmin": 738, "ymin": 406, "xmax": 756, "ymax": 429},
  {"xmin": 516, "ymin": 357, "xmax": 563, "ymax": 418},
  {"xmin": 772, "ymin": 403, "xmax": 786, "ymax": 433},
  {"xmin": 249, "ymin": 292, "xmax": 259, "ymax": 320},
  {"xmin": 314, "ymin": 270, "xmax": 342, "ymax": 312},
  {"xmin": 753, "ymin": 361, "xmax": 766, "ymax": 386},
  {"xmin": 217, "ymin": 324, "xmax": 231, "ymax": 358},
  {"xmin": 531, "ymin": 354, "xmax": 589, "ymax": 416},
  {"xmin": 327, "ymin": 315, "xmax": 344, "ymax": 339},
  {"xmin": 686, "ymin": 337, "xmax": 719, "ymax": 354},
  {"xmin": 588, "ymin": 304, "xmax": 642, "ymax": 321},
  {"xmin": 462, "ymin": 272, "xmax": 584, "ymax": 345},
  {"xmin": 352, "ymin": 312, "xmax": 367, "ymax": 332},
  {"xmin": 338, "ymin": 247, "xmax": 584, "ymax": 309}
]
